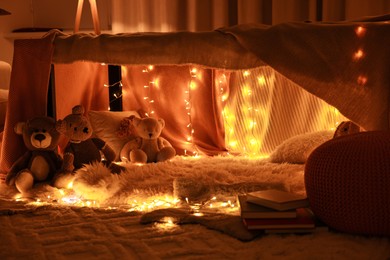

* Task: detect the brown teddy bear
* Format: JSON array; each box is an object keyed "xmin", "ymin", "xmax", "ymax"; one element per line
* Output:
[
  {"xmin": 119, "ymin": 116, "xmax": 176, "ymax": 163},
  {"xmin": 54, "ymin": 105, "xmax": 123, "ymax": 188},
  {"xmin": 5, "ymin": 116, "xmax": 63, "ymax": 195}
]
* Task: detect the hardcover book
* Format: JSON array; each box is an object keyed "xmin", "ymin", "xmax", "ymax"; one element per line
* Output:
[
  {"xmin": 242, "ymin": 208, "xmax": 315, "ymax": 230},
  {"xmin": 237, "ymin": 195, "xmax": 297, "ymax": 219},
  {"xmin": 246, "ymin": 189, "xmax": 309, "ymax": 211}
]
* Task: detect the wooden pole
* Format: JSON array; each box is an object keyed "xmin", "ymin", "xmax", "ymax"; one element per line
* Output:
[{"xmin": 74, "ymin": 0, "xmax": 84, "ymax": 33}]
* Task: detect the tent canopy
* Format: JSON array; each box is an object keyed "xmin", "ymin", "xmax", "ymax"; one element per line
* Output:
[{"xmin": 1, "ymin": 20, "xmax": 389, "ymax": 172}]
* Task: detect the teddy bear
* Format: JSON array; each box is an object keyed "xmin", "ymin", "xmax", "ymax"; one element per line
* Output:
[
  {"xmin": 333, "ymin": 121, "xmax": 362, "ymax": 138},
  {"xmin": 53, "ymin": 105, "xmax": 123, "ymax": 188},
  {"xmin": 119, "ymin": 116, "xmax": 176, "ymax": 163},
  {"xmin": 5, "ymin": 116, "xmax": 63, "ymax": 195}
]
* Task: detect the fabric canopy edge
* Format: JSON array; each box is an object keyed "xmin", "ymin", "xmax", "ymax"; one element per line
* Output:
[{"xmin": 49, "ymin": 29, "xmax": 265, "ymax": 70}]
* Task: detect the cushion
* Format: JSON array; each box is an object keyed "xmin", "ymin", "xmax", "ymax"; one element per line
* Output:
[
  {"xmin": 270, "ymin": 130, "xmax": 333, "ymax": 164},
  {"xmin": 0, "ymin": 89, "xmax": 8, "ymax": 128},
  {"xmin": 88, "ymin": 110, "xmax": 140, "ymax": 160},
  {"xmin": 305, "ymin": 131, "xmax": 390, "ymax": 236}
]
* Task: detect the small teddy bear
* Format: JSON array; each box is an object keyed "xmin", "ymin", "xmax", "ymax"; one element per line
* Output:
[
  {"xmin": 5, "ymin": 116, "xmax": 63, "ymax": 195},
  {"xmin": 333, "ymin": 121, "xmax": 362, "ymax": 138},
  {"xmin": 54, "ymin": 105, "xmax": 123, "ymax": 188},
  {"xmin": 119, "ymin": 116, "xmax": 176, "ymax": 163}
]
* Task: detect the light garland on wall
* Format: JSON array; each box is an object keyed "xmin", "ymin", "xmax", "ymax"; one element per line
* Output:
[
  {"xmin": 104, "ymin": 79, "xmax": 123, "ymax": 111},
  {"xmin": 101, "ymin": 63, "xmax": 124, "ymax": 111},
  {"xmin": 222, "ymin": 66, "xmax": 347, "ymax": 157},
  {"xmin": 142, "ymin": 65, "xmax": 156, "ymax": 117},
  {"xmin": 183, "ymin": 67, "xmax": 199, "ymax": 156},
  {"xmin": 223, "ymin": 68, "xmax": 274, "ymax": 157},
  {"xmin": 354, "ymin": 25, "xmax": 367, "ymax": 86}
]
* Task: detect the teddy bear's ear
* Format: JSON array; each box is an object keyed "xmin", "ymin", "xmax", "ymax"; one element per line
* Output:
[
  {"xmin": 72, "ymin": 105, "xmax": 84, "ymax": 115},
  {"xmin": 132, "ymin": 117, "xmax": 142, "ymax": 126},
  {"xmin": 14, "ymin": 122, "xmax": 26, "ymax": 135},
  {"xmin": 158, "ymin": 118, "xmax": 165, "ymax": 129},
  {"xmin": 55, "ymin": 119, "xmax": 66, "ymax": 133}
]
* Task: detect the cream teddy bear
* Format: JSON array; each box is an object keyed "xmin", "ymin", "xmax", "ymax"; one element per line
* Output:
[{"xmin": 119, "ymin": 116, "xmax": 176, "ymax": 163}]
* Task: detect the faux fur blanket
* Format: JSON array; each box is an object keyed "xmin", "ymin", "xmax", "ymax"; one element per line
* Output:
[{"xmin": 71, "ymin": 156, "xmax": 305, "ymax": 205}]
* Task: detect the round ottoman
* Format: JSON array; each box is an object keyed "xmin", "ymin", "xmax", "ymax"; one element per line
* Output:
[{"xmin": 304, "ymin": 131, "xmax": 390, "ymax": 236}]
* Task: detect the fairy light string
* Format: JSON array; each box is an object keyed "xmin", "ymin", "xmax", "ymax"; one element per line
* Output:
[
  {"xmin": 142, "ymin": 65, "xmax": 156, "ymax": 117},
  {"xmin": 104, "ymin": 79, "xmax": 123, "ymax": 107},
  {"xmin": 184, "ymin": 66, "xmax": 199, "ymax": 156}
]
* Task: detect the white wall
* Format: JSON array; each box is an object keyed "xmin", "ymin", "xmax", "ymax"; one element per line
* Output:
[
  {"xmin": 0, "ymin": 0, "xmax": 32, "ymax": 64},
  {"xmin": 0, "ymin": 0, "xmax": 111, "ymax": 64}
]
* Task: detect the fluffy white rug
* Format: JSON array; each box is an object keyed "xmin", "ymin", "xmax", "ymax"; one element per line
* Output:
[{"xmin": 71, "ymin": 156, "xmax": 306, "ymax": 205}]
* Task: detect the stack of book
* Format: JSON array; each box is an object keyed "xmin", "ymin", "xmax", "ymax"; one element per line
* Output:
[{"xmin": 238, "ymin": 189, "xmax": 327, "ymax": 234}]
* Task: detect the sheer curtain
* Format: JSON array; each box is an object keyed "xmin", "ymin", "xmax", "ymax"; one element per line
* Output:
[{"xmin": 111, "ymin": 0, "xmax": 390, "ymax": 33}]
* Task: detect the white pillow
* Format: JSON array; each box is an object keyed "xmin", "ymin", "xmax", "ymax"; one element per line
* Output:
[
  {"xmin": 88, "ymin": 110, "xmax": 140, "ymax": 160},
  {"xmin": 270, "ymin": 130, "xmax": 333, "ymax": 164}
]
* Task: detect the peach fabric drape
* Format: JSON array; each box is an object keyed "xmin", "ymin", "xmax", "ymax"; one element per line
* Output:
[
  {"xmin": 121, "ymin": 65, "xmax": 227, "ymax": 156},
  {"xmin": 53, "ymin": 62, "xmax": 110, "ymax": 152},
  {"xmin": 0, "ymin": 36, "xmax": 55, "ymax": 172}
]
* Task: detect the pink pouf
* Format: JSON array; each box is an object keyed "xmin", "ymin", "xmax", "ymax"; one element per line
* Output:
[{"xmin": 304, "ymin": 131, "xmax": 390, "ymax": 236}]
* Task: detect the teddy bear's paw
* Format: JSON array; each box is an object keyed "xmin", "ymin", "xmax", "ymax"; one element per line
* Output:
[
  {"xmin": 15, "ymin": 171, "xmax": 34, "ymax": 194},
  {"xmin": 130, "ymin": 149, "xmax": 148, "ymax": 164},
  {"xmin": 157, "ymin": 147, "xmax": 176, "ymax": 162}
]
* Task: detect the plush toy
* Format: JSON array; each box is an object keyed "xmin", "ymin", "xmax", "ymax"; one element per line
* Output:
[
  {"xmin": 5, "ymin": 116, "xmax": 63, "ymax": 195},
  {"xmin": 333, "ymin": 121, "xmax": 362, "ymax": 138},
  {"xmin": 54, "ymin": 105, "xmax": 123, "ymax": 187},
  {"xmin": 119, "ymin": 116, "xmax": 176, "ymax": 163}
]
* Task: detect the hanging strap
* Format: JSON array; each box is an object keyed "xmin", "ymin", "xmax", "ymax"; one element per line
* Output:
[{"xmin": 74, "ymin": 0, "xmax": 101, "ymax": 35}]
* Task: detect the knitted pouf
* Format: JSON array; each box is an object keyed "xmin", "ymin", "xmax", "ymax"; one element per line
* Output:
[{"xmin": 304, "ymin": 131, "xmax": 390, "ymax": 236}]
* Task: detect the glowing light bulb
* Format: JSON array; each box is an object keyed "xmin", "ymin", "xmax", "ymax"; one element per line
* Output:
[
  {"xmin": 353, "ymin": 49, "xmax": 364, "ymax": 60},
  {"xmin": 229, "ymin": 141, "xmax": 238, "ymax": 147},
  {"xmin": 257, "ymin": 75, "xmax": 266, "ymax": 85},
  {"xmin": 221, "ymin": 94, "xmax": 228, "ymax": 102},
  {"xmin": 243, "ymin": 86, "xmax": 252, "ymax": 96},
  {"xmin": 248, "ymin": 120, "xmax": 256, "ymax": 129},
  {"xmin": 243, "ymin": 70, "xmax": 250, "ymax": 77},
  {"xmin": 355, "ymin": 26, "xmax": 366, "ymax": 37},
  {"xmin": 357, "ymin": 75, "xmax": 368, "ymax": 86},
  {"xmin": 190, "ymin": 82, "xmax": 197, "ymax": 90}
]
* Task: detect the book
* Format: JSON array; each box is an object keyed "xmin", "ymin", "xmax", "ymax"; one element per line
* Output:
[
  {"xmin": 264, "ymin": 226, "xmax": 328, "ymax": 234},
  {"xmin": 242, "ymin": 208, "xmax": 315, "ymax": 230},
  {"xmin": 264, "ymin": 213, "xmax": 329, "ymax": 234},
  {"xmin": 237, "ymin": 195, "xmax": 297, "ymax": 219},
  {"xmin": 246, "ymin": 189, "xmax": 309, "ymax": 211}
]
